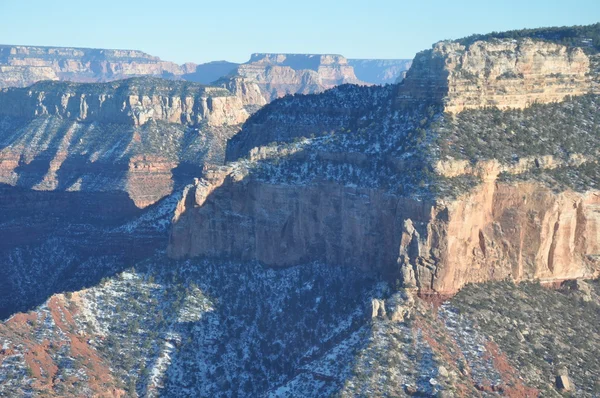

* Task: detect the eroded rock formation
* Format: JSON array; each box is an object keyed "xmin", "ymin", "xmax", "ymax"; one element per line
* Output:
[
  {"xmin": 0, "ymin": 77, "xmax": 249, "ymax": 127},
  {"xmin": 0, "ymin": 45, "xmax": 190, "ymax": 88},
  {"xmin": 399, "ymin": 39, "xmax": 596, "ymax": 112},
  {"xmin": 230, "ymin": 53, "xmax": 363, "ymax": 101},
  {"xmin": 167, "ymin": 161, "xmax": 600, "ymax": 294},
  {"xmin": 168, "ymin": 37, "xmax": 600, "ymax": 294},
  {"xmin": 0, "ymin": 77, "xmax": 249, "ymax": 207}
]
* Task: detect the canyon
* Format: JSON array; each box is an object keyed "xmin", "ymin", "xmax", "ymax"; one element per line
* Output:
[
  {"xmin": 0, "ymin": 44, "xmax": 411, "ymax": 97},
  {"xmin": 0, "ymin": 77, "xmax": 249, "ymax": 208},
  {"xmin": 167, "ymin": 156, "xmax": 600, "ymax": 295},
  {"xmin": 1, "ymin": 23, "xmax": 600, "ymax": 397},
  {"xmin": 168, "ymin": 37, "xmax": 600, "ymax": 295},
  {"xmin": 0, "ymin": 45, "xmax": 190, "ymax": 88}
]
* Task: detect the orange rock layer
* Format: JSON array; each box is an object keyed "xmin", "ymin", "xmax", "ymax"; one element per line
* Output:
[{"xmin": 168, "ymin": 165, "xmax": 600, "ymax": 294}]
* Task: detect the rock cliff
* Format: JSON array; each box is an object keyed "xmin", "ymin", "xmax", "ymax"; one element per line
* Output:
[
  {"xmin": 399, "ymin": 38, "xmax": 597, "ymax": 113},
  {"xmin": 168, "ymin": 37, "xmax": 600, "ymax": 294},
  {"xmin": 168, "ymin": 159, "xmax": 600, "ymax": 294},
  {"xmin": 0, "ymin": 45, "xmax": 189, "ymax": 88},
  {"xmin": 0, "ymin": 77, "xmax": 249, "ymax": 126},
  {"xmin": 227, "ymin": 53, "xmax": 364, "ymax": 102},
  {"xmin": 0, "ymin": 77, "xmax": 249, "ymax": 207},
  {"xmin": 0, "ymin": 45, "xmax": 393, "ymax": 109},
  {"xmin": 4, "ymin": 23, "xmax": 600, "ymax": 398}
]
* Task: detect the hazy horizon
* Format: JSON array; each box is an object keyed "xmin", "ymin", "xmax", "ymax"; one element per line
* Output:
[{"xmin": 1, "ymin": 0, "xmax": 599, "ymax": 64}]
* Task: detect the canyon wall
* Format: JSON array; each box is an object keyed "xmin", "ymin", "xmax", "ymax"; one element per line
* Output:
[
  {"xmin": 0, "ymin": 45, "xmax": 190, "ymax": 88},
  {"xmin": 411, "ymin": 161, "xmax": 600, "ymax": 293},
  {"xmin": 0, "ymin": 118, "xmax": 183, "ymax": 208},
  {"xmin": 230, "ymin": 53, "xmax": 363, "ymax": 101},
  {"xmin": 0, "ymin": 77, "xmax": 249, "ymax": 207},
  {"xmin": 168, "ymin": 163, "xmax": 600, "ymax": 294},
  {"xmin": 399, "ymin": 38, "xmax": 596, "ymax": 113},
  {"xmin": 1, "ymin": 46, "xmax": 398, "ymax": 106},
  {"xmin": 167, "ymin": 167, "xmax": 432, "ymax": 272},
  {"xmin": 0, "ymin": 78, "xmax": 249, "ymax": 127},
  {"xmin": 168, "ymin": 37, "xmax": 600, "ymax": 294}
]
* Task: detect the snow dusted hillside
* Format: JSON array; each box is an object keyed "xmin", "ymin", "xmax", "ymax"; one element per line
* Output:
[
  {"xmin": 2, "ymin": 23, "xmax": 600, "ymax": 397},
  {"xmin": 3, "ymin": 258, "xmax": 599, "ymax": 397}
]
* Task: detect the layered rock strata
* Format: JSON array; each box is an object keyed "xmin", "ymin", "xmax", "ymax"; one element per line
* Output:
[
  {"xmin": 0, "ymin": 45, "xmax": 189, "ymax": 88},
  {"xmin": 0, "ymin": 46, "xmax": 393, "ymax": 108},
  {"xmin": 0, "ymin": 77, "xmax": 249, "ymax": 207},
  {"xmin": 399, "ymin": 39, "xmax": 596, "ymax": 112},
  {"xmin": 168, "ymin": 160, "xmax": 600, "ymax": 294},
  {"xmin": 230, "ymin": 53, "xmax": 363, "ymax": 101},
  {"xmin": 168, "ymin": 38, "xmax": 600, "ymax": 294},
  {"xmin": 0, "ymin": 77, "xmax": 249, "ymax": 127}
]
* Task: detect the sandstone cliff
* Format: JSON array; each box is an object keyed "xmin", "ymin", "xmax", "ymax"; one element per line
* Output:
[
  {"xmin": 227, "ymin": 53, "xmax": 364, "ymax": 102},
  {"xmin": 0, "ymin": 77, "xmax": 249, "ymax": 207},
  {"xmin": 168, "ymin": 37, "xmax": 600, "ymax": 294},
  {"xmin": 0, "ymin": 45, "xmax": 189, "ymax": 88},
  {"xmin": 399, "ymin": 38, "xmax": 597, "ymax": 113},
  {"xmin": 0, "ymin": 77, "xmax": 249, "ymax": 127},
  {"xmin": 168, "ymin": 159, "xmax": 600, "ymax": 294}
]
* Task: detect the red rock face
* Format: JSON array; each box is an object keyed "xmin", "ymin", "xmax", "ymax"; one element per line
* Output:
[
  {"xmin": 0, "ymin": 294, "xmax": 126, "ymax": 397},
  {"xmin": 0, "ymin": 121, "xmax": 177, "ymax": 208},
  {"xmin": 126, "ymin": 155, "xmax": 178, "ymax": 208},
  {"xmin": 167, "ymin": 165, "xmax": 600, "ymax": 294},
  {"xmin": 427, "ymin": 180, "xmax": 600, "ymax": 294}
]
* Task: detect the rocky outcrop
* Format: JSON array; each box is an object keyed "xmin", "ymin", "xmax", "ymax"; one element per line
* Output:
[
  {"xmin": 0, "ymin": 45, "xmax": 189, "ymax": 88},
  {"xmin": 217, "ymin": 76, "xmax": 267, "ymax": 109},
  {"xmin": 168, "ymin": 47, "xmax": 600, "ymax": 293},
  {"xmin": 168, "ymin": 167, "xmax": 430, "ymax": 272},
  {"xmin": 229, "ymin": 53, "xmax": 363, "ymax": 101},
  {"xmin": 415, "ymin": 163, "xmax": 600, "ymax": 293},
  {"xmin": 0, "ymin": 77, "xmax": 249, "ymax": 127},
  {"xmin": 0, "ymin": 77, "xmax": 248, "ymax": 207},
  {"xmin": 168, "ymin": 36, "xmax": 600, "ymax": 294},
  {"xmin": 399, "ymin": 39, "xmax": 596, "ymax": 112},
  {"xmin": 168, "ymin": 161, "xmax": 600, "ymax": 294}
]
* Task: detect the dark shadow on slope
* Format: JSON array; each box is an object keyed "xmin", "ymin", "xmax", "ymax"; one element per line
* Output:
[
  {"xmin": 14, "ymin": 120, "xmax": 74, "ymax": 188},
  {"xmin": 169, "ymin": 142, "xmax": 437, "ymax": 284},
  {"xmin": 0, "ymin": 184, "xmax": 176, "ymax": 319},
  {"xmin": 140, "ymin": 259, "xmax": 379, "ymax": 397},
  {"xmin": 171, "ymin": 161, "xmax": 205, "ymax": 187},
  {"xmin": 225, "ymin": 84, "xmax": 394, "ymax": 162},
  {"xmin": 54, "ymin": 155, "xmax": 130, "ymax": 191}
]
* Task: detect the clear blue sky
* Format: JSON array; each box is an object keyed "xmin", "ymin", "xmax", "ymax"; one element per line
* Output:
[{"xmin": 0, "ymin": 0, "xmax": 598, "ymax": 64}]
